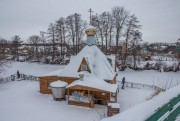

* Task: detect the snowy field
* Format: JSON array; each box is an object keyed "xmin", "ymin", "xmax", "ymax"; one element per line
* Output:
[
  {"xmin": 0, "ymin": 80, "xmax": 155, "ymax": 121},
  {"xmin": 0, "ymin": 81, "xmax": 106, "ymax": 121},
  {"xmin": 0, "ymin": 62, "xmax": 179, "ymax": 121},
  {"xmin": 0, "ymin": 61, "xmax": 65, "ymax": 77},
  {"xmin": 118, "ymin": 68, "xmax": 180, "ymax": 89}
]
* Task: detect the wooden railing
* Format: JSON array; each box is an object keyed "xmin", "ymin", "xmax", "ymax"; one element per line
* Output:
[
  {"xmin": 0, "ymin": 76, "xmax": 13, "ymax": 84},
  {"xmin": 117, "ymin": 81, "xmax": 165, "ymax": 91}
]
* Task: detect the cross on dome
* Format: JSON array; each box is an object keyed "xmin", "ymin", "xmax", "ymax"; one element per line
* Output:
[
  {"xmin": 88, "ymin": 8, "xmax": 93, "ymax": 25},
  {"xmin": 86, "ymin": 8, "xmax": 96, "ymax": 46}
]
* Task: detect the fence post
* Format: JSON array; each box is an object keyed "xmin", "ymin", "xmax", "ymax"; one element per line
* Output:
[
  {"xmin": 0, "ymin": 78, "xmax": 2, "ymax": 84},
  {"xmin": 11, "ymin": 75, "xmax": 15, "ymax": 81}
]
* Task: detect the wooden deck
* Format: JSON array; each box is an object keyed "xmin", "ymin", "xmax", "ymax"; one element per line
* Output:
[{"xmin": 68, "ymin": 100, "xmax": 90, "ymax": 107}]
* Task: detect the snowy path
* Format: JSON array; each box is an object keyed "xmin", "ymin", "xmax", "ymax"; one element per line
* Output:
[
  {"xmin": 0, "ymin": 81, "xmax": 106, "ymax": 121},
  {"xmin": 117, "ymin": 87, "xmax": 155, "ymax": 112}
]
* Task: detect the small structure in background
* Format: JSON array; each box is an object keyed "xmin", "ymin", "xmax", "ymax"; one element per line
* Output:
[
  {"xmin": 50, "ymin": 80, "xmax": 68, "ymax": 101},
  {"xmin": 107, "ymin": 103, "xmax": 120, "ymax": 117}
]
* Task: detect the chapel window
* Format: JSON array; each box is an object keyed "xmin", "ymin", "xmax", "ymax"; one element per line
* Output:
[{"xmin": 82, "ymin": 64, "xmax": 87, "ymax": 71}]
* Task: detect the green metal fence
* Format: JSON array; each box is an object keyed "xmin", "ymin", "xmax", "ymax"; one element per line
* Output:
[
  {"xmin": 146, "ymin": 94, "xmax": 180, "ymax": 121},
  {"xmin": 164, "ymin": 104, "xmax": 180, "ymax": 121}
]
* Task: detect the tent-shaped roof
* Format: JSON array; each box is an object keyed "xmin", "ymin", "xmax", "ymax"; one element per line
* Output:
[
  {"xmin": 42, "ymin": 46, "xmax": 116, "ymax": 80},
  {"xmin": 57, "ymin": 45, "xmax": 116, "ymax": 80}
]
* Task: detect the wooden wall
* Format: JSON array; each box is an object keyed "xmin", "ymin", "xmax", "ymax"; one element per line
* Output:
[
  {"xmin": 39, "ymin": 76, "xmax": 116, "ymax": 106},
  {"xmin": 39, "ymin": 76, "xmax": 78, "ymax": 94}
]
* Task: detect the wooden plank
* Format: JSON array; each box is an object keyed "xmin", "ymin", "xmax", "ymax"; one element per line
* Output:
[
  {"xmin": 68, "ymin": 100, "xmax": 90, "ymax": 107},
  {"xmin": 107, "ymin": 106, "xmax": 120, "ymax": 117}
]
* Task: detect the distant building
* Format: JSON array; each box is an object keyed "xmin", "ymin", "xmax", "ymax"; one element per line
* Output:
[{"xmin": 175, "ymin": 45, "xmax": 180, "ymax": 59}]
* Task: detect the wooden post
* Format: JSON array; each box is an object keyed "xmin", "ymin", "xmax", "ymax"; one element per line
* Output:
[
  {"xmin": 115, "ymin": 92, "xmax": 117, "ymax": 102},
  {"xmin": 67, "ymin": 89, "xmax": 70, "ymax": 99},
  {"xmin": 88, "ymin": 90, "xmax": 90, "ymax": 97}
]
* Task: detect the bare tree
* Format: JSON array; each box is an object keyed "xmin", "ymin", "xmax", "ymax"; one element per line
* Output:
[
  {"xmin": 0, "ymin": 56, "xmax": 6, "ymax": 75},
  {"xmin": 56, "ymin": 17, "xmax": 66, "ymax": 59},
  {"xmin": 0, "ymin": 38, "xmax": 8, "ymax": 58},
  {"xmin": 92, "ymin": 13, "xmax": 106, "ymax": 53},
  {"xmin": 112, "ymin": 6, "xmax": 129, "ymax": 55},
  {"xmin": 66, "ymin": 13, "xmax": 86, "ymax": 54},
  {"xmin": 92, "ymin": 12, "xmax": 115, "ymax": 54},
  {"xmin": 40, "ymin": 31, "xmax": 47, "ymax": 57},
  {"xmin": 0, "ymin": 38, "xmax": 8, "ymax": 74},
  {"xmin": 123, "ymin": 14, "xmax": 142, "ymax": 66},
  {"xmin": 28, "ymin": 35, "xmax": 41, "ymax": 61},
  {"xmin": 11, "ymin": 35, "xmax": 22, "ymax": 61},
  {"xmin": 92, "ymin": 14, "xmax": 103, "ymax": 51},
  {"xmin": 108, "ymin": 13, "xmax": 115, "ymax": 51},
  {"xmin": 75, "ymin": 14, "xmax": 87, "ymax": 53},
  {"xmin": 47, "ymin": 23, "xmax": 56, "ymax": 61},
  {"xmin": 66, "ymin": 14, "xmax": 75, "ymax": 54},
  {"xmin": 130, "ymin": 30, "xmax": 142, "ymax": 68}
]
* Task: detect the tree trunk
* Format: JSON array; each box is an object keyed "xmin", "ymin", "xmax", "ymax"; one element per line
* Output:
[
  {"xmin": 174, "ymin": 61, "xmax": 180, "ymax": 72},
  {"xmin": 115, "ymin": 28, "xmax": 119, "ymax": 56}
]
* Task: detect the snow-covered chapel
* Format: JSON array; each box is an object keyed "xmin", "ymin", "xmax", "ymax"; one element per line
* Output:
[{"xmin": 39, "ymin": 24, "xmax": 118, "ymax": 107}]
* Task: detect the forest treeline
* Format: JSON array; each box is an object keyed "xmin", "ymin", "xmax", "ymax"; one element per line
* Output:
[{"xmin": 0, "ymin": 6, "xmax": 142, "ymax": 64}]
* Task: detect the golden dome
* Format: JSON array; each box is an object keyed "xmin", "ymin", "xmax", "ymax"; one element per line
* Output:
[{"xmin": 85, "ymin": 25, "xmax": 96, "ymax": 36}]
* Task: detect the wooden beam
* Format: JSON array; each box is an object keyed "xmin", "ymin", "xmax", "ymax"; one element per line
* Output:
[
  {"xmin": 67, "ymin": 89, "xmax": 69, "ymax": 99},
  {"xmin": 88, "ymin": 90, "xmax": 90, "ymax": 97}
]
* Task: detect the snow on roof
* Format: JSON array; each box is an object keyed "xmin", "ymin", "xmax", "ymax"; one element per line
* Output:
[
  {"xmin": 42, "ymin": 45, "xmax": 117, "ymax": 92},
  {"xmin": 102, "ymin": 85, "xmax": 180, "ymax": 121},
  {"xmin": 108, "ymin": 103, "xmax": 120, "ymax": 109},
  {"xmin": 58, "ymin": 45, "xmax": 116, "ymax": 80},
  {"xmin": 42, "ymin": 69, "xmax": 63, "ymax": 76},
  {"xmin": 50, "ymin": 80, "xmax": 68, "ymax": 87},
  {"xmin": 86, "ymin": 25, "xmax": 96, "ymax": 30},
  {"xmin": 66, "ymin": 75, "xmax": 117, "ymax": 93},
  {"xmin": 106, "ymin": 55, "xmax": 116, "ymax": 71}
]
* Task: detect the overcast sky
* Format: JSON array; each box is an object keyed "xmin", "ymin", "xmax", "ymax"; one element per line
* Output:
[{"xmin": 0, "ymin": 0, "xmax": 180, "ymax": 43}]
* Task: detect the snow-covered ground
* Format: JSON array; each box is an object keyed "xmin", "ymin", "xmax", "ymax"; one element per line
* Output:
[
  {"xmin": 118, "ymin": 68, "xmax": 180, "ymax": 89},
  {"xmin": 0, "ymin": 62, "xmax": 179, "ymax": 121},
  {"xmin": 0, "ymin": 61, "xmax": 65, "ymax": 78},
  {"xmin": 0, "ymin": 80, "xmax": 154, "ymax": 121},
  {"xmin": 102, "ymin": 84, "xmax": 180, "ymax": 121},
  {"xmin": 0, "ymin": 81, "xmax": 106, "ymax": 121},
  {"xmin": 118, "ymin": 88, "xmax": 155, "ymax": 112}
]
